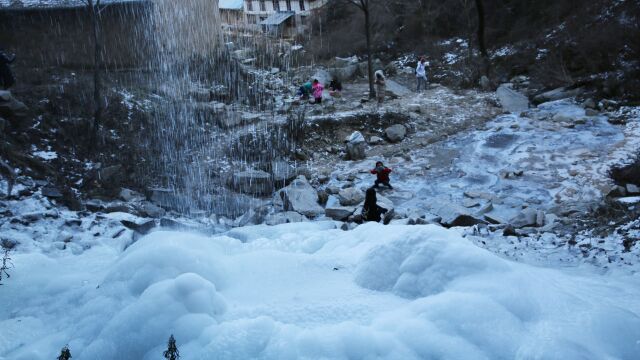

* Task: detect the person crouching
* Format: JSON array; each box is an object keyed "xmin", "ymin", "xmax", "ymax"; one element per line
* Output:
[{"xmin": 370, "ymin": 161, "xmax": 393, "ymax": 189}]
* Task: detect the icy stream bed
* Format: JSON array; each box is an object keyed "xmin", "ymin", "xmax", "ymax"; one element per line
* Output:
[{"xmin": 1, "ymin": 223, "xmax": 639, "ymax": 359}]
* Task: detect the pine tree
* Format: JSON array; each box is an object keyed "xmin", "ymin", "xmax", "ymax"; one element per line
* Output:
[
  {"xmin": 57, "ymin": 345, "xmax": 72, "ymax": 360},
  {"xmin": 163, "ymin": 334, "xmax": 180, "ymax": 360}
]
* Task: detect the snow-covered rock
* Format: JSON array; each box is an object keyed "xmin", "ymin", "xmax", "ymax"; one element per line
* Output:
[
  {"xmin": 278, "ymin": 175, "xmax": 324, "ymax": 218},
  {"xmin": 496, "ymin": 84, "xmax": 528, "ymax": 113},
  {"xmin": 385, "ymin": 124, "xmax": 407, "ymax": 143},
  {"xmin": 428, "ymin": 199, "xmax": 484, "ymax": 227},
  {"xmin": 338, "ymin": 187, "xmax": 365, "ymax": 206}
]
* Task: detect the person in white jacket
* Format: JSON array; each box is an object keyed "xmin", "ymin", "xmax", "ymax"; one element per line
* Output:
[{"xmin": 416, "ymin": 56, "xmax": 428, "ymax": 92}]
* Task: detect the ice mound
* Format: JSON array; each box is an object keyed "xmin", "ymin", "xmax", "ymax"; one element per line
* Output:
[
  {"xmin": 354, "ymin": 225, "xmax": 510, "ymax": 297},
  {"xmin": 1, "ymin": 224, "xmax": 639, "ymax": 359}
]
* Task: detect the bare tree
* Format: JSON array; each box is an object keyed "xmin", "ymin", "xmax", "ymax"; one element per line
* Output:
[
  {"xmin": 80, "ymin": 0, "xmax": 105, "ymax": 146},
  {"xmin": 474, "ymin": 0, "xmax": 490, "ymax": 76},
  {"xmin": 339, "ymin": 0, "xmax": 376, "ymax": 98}
]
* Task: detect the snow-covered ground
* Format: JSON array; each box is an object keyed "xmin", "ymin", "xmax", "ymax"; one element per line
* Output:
[{"xmin": 1, "ymin": 222, "xmax": 639, "ymax": 359}]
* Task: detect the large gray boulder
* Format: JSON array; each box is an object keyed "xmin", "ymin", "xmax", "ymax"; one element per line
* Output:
[
  {"xmin": 0, "ymin": 90, "xmax": 28, "ymax": 119},
  {"xmin": 265, "ymin": 211, "xmax": 309, "ymax": 226},
  {"xmin": 385, "ymin": 124, "xmax": 407, "ymax": 143},
  {"xmin": 331, "ymin": 64, "xmax": 360, "ymax": 81},
  {"xmin": 533, "ymin": 87, "xmax": 584, "ymax": 105},
  {"xmin": 345, "ymin": 131, "xmax": 366, "ymax": 160},
  {"xmin": 338, "ymin": 187, "xmax": 365, "ymax": 206},
  {"xmin": 278, "ymin": 175, "xmax": 324, "ymax": 218},
  {"xmin": 509, "ymin": 208, "xmax": 539, "ymax": 228},
  {"xmin": 428, "ymin": 199, "xmax": 484, "ymax": 227},
  {"xmin": 97, "ymin": 165, "xmax": 125, "ymax": 189},
  {"xmin": 262, "ymin": 160, "xmax": 297, "ymax": 186},
  {"xmin": 325, "ymin": 206, "xmax": 356, "ymax": 221},
  {"xmin": 496, "ymin": 84, "xmax": 529, "ymax": 113},
  {"xmin": 385, "ymin": 80, "xmax": 412, "ymax": 99},
  {"xmin": 231, "ymin": 170, "xmax": 273, "ymax": 195}
]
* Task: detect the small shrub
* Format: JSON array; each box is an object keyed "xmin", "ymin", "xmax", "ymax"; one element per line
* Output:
[
  {"xmin": 0, "ymin": 247, "xmax": 12, "ymax": 285},
  {"xmin": 57, "ymin": 345, "xmax": 72, "ymax": 360},
  {"xmin": 163, "ymin": 334, "xmax": 180, "ymax": 360}
]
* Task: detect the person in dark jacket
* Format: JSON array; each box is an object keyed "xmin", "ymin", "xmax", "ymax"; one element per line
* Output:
[
  {"xmin": 361, "ymin": 188, "xmax": 394, "ymax": 224},
  {"xmin": 370, "ymin": 161, "xmax": 393, "ymax": 189},
  {"xmin": 0, "ymin": 48, "xmax": 16, "ymax": 90},
  {"xmin": 329, "ymin": 78, "xmax": 342, "ymax": 97}
]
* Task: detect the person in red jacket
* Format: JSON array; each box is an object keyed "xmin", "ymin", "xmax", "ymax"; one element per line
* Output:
[{"xmin": 370, "ymin": 161, "xmax": 393, "ymax": 189}]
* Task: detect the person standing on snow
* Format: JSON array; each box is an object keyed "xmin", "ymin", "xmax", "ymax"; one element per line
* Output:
[
  {"xmin": 374, "ymin": 70, "xmax": 386, "ymax": 104},
  {"xmin": 0, "ymin": 47, "xmax": 16, "ymax": 90},
  {"xmin": 416, "ymin": 56, "xmax": 428, "ymax": 92}
]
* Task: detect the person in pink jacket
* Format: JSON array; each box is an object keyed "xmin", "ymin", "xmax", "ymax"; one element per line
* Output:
[{"xmin": 312, "ymin": 79, "xmax": 324, "ymax": 104}]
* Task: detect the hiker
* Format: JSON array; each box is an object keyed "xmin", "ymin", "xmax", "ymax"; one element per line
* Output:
[
  {"xmin": 416, "ymin": 56, "xmax": 428, "ymax": 92},
  {"xmin": 312, "ymin": 79, "xmax": 324, "ymax": 104},
  {"xmin": 361, "ymin": 188, "xmax": 394, "ymax": 224},
  {"xmin": 297, "ymin": 81, "xmax": 312, "ymax": 100},
  {"xmin": 370, "ymin": 161, "xmax": 393, "ymax": 189},
  {"xmin": 329, "ymin": 78, "xmax": 342, "ymax": 97},
  {"xmin": 0, "ymin": 48, "xmax": 16, "ymax": 90},
  {"xmin": 374, "ymin": 70, "xmax": 386, "ymax": 104}
]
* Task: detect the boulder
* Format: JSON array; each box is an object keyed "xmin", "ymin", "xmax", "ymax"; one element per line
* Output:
[
  {"xmin": 345, "ymin": 131, "xmax": 366, "ymax": 160},
  {"xmin": 234, "ymin": 209, "xmax": 258, "ymax": 227},
  {"xmin": 335, "ymin": 56, "xmax": 359, "ymax": 67},
  {"xmin": 330, "ymin": 64, "xmax": 360, "ymax": 81},
  {"xmin": 338, "ymin": 187, "xmax": 365, "ymax": 206},
  {"xmin": 119, "ymin": 188, "xmax": 144, "ymax": 202},
  {"xmin": 121, "ymin": 219, "xmax": 156, "ymax": 235},
  {"xmin": 369, "ymin": 136, "xmax": 384, "ymax": 145},
  {"xmin": 325, "ymin": 206, "xmax": 356, "ymax": 221},
  {"xmin": 137, "ymin": 201, "xmax": 166, "ymax": 218},
  {"xmin": 585, "ymin": 108, "xmax": 599, "ymax": 117},
  {"xmin": 510, "ymin": 208, "xmax": 539, "ymax": 228},
  {"xmin": 552, "ymin": 113, "xmax": 577, "ymax": 123},
  {"xmin": 626, "ymin": 183, "xmax": 640, "ymax": 194},
  {"xmin": 42, "ymin": 186, "xmax": 63, "ymax": 199},
  {"xmin": 97, "ymin": 165, "xmax": 125, "ymax": 189},
  {"xmin": 533, "ymin": 87, "xmax": 584, "ymax": 105},
  {"xmin": 385, "ymin": 124, "xmax": 407, "ymax": 143},
  {"xmin": 231, "ymin": 169, "xmax": 273, "ymax": 195},
  {"xmin": 0, "ymin": 90, "xmax": 28, "ymax": 119},
  {"xmin": 264, "ymin": 160, "xmax": 297, "ymax": 186},
  {"xmin": 407, "ymin": 104, "xmax": 422, "ymax": 113},
  {"xmin": 582, "ymin": 98, "xmax": 597, "ymax": 109},
  {"xmin": 428, "ymin": 200, "xmax": 484, "ymax": 227},
  {"xmin": 385, "ymin": 80, "xmax": 412, "ymax": 99},
  {"xmin": 278, "ymin": 175, "xmax": 324, "ymax": 218},
  {"xmin": 264, "ymin": 211, "xmax": 308, "ymax": 226},
  {"xmin": 496, "ymin": 84, "xmax": 529, "ymax": 113},
  {"xmin": 479, "ymin": 76, "xmax": 491, "ymax": 91}
]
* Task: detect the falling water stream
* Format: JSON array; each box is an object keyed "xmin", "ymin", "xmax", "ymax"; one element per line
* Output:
[{"xmin": 137, "ymin": 0, "xmax": 302, "ymax": 217}]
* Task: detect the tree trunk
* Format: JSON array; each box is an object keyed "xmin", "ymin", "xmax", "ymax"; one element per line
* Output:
[
  {"xmin": 474, "ymin": 0, "xmax": 490, "ymax": 75},
  {"xmin": 89, "ymin": 1, "xmax": 102, "ymax": 146},
  {"xmin": 364, "ymin": 4, "xmax": 375, "ymax": 98}
]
